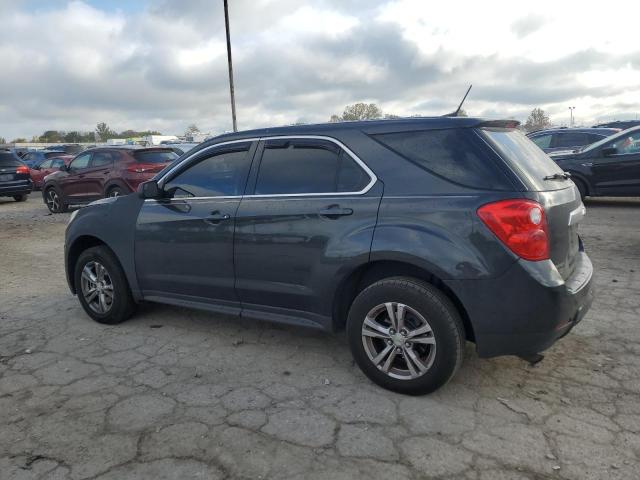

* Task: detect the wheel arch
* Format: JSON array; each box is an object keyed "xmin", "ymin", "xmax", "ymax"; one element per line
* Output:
[
  {"xmin": 567, "ymin": 170, "xmax": 591, "ymax": 196},
  {"xmin": 67, "ymin": 235, "xmax": 112, "ymax": 294},
  {"xmin": 103, "ymin": 180, "xmax": 131, "ymax": 196},
  {"xmin": 331, "ymin": 259, "xmax": 475, "ymax": 342}
]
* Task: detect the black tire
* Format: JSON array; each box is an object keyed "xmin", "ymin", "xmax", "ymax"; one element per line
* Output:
[
  {"xmin": 106, "ymin": 186, "xmax": 125, "ymax": 198},
  {"xmin": 44, "ymin": 186, "xmax": 67, "ymax": 213},
  {"xmin": 74, "ymin": 245, "xmax": 136, "ymax": 325},
  {"xmin": 573, "ymin": 178, "xmax": 587, "ymax": 200},
  {"xmin": 13, "ymin": 194, "xmax": 28, "ymax": 202},
  {"xmin": 347, "ymin": 277, "xmax": 465, "ymax": 395}
]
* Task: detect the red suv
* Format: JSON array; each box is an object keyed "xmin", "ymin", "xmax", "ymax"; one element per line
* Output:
[{"xmin": 42, "ymin": 147, "xmax": 178, "ymax": 213}]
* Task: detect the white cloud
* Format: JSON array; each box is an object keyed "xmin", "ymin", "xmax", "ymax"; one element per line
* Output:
[{"xmin": 0, "ymin": 0, "xmax": 639, "ymax": 140}]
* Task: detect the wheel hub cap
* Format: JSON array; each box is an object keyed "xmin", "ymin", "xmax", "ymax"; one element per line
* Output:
[{"xmin": 361, "ymin": 302, "xmax": 437, "ymax": 380}]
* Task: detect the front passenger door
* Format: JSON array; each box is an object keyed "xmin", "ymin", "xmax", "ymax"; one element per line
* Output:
[
  {"xmin": 591, "ymin": 131, "xmax": 640, "ymax": 196},
  {"xmin": 59, "ymin": 152, "xmax": 92, "ymax": 200},
  {"xmin": 135, "ymin": 141, "xmax": 256, "ymax": 312}
]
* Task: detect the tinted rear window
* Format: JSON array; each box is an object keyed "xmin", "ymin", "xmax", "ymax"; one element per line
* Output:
[
  {"xmin": 372, "ymin": 128, "xmax": 513, "ymax": 190},
  {"xmin": 0, "ymin": 152, "xmax": 21, "ymax": 167},
  {"xmin": 134, "ymin": 150, "xmax": 178, "ymax": 163},
  {"xmin": 480, "ymin": 128, "xmax": 567, "ymax": 191}
]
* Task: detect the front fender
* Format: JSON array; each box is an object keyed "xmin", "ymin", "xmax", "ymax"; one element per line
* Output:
[{"xmin": 65, "ymin": 194, "xmax": 144, "ymax": 300}]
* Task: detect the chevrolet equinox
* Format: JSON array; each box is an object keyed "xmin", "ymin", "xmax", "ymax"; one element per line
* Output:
[{"xmin": 64, "ymin": 117, "xmax": 594, "ymax": 394}]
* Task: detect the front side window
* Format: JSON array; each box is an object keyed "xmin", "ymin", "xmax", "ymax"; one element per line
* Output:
[
  {"xmin": 51, "ymin": 159, "xmax": 65, "ymax": 168},
  {"xmin": 70, "ymin": 153, "xmax": 91, "ymax": 170},
  {"xmin": 39, "ymin": 159, "xmax": 53, "ymax": 169},
  {"xmin": 164, "ymin": 143, "xmax": 252, "ymax": 198},
  {"xmin": 254, "ymin": 139, "xmax": 370, "ymax": 195},
  {"xmin": 611, "ymin": 132, "xmax": 640, "ymax": 155}
]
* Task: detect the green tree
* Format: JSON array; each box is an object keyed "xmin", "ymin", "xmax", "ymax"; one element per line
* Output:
[
  {"xmin": 330, "ymin": 103, "xmax": 383, "ymax": 122},
  {"xmin": 11, "ymin": 138, "xmax": 27, "ymax": 143},
  {"xmin": 64, "ymin": 131, "xmax": 83, "ymax": 143},
  {"xmin": 95, "ymin": 122, "xmax": 115, "ymax": 141},
  {"xmin": 0, "ymin": 137, "xmax": 6, "ymax": 144},
  {"xmin": 524, "ymin": 108, "xmax": 551, "ymax": 132},
  {"xmin": 39, "ymin": 130, "xmax": 64, "ymax": 142}
]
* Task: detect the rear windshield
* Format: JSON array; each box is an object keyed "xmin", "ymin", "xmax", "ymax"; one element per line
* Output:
[
  {"xmin": 0, "ymin": 152, "xmax": 22, "ymax": 167},
  {"xmin": 372, "ymin": 128, "xmax": 514, "ymax": 190},
  {"xmin": 479, "ymin": 128, "xmax": 569, "ymax": 191},
  {"xmin": 134, "ymin": 150, "xmax": 178, "ymax": 164}
]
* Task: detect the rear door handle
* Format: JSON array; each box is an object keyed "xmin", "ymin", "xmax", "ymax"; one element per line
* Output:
[
  {"xmin": 319, "ymin": 205, "xmax": 353, "ymax": 218},
  {"xmin": 204, "ymin": 211, "xmax": 231, "ymax": 224}
]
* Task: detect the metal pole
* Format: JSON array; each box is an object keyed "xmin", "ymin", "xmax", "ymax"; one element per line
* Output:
[
  {"xmin": 569, "ymin": 107, "xmax": 575, "ymax": 127},
  {"xmin": 223, "ymin": 0, "xmax": 237, "ymax": 132}
]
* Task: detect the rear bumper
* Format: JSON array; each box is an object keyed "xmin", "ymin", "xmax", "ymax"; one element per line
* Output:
[
  {"xmin": 451, "ymin": 250, "xmax": 594, "ymax": 358},
  {"xmin": 0, "ymin": 180, "xmax": 33, "ymax": 196}
]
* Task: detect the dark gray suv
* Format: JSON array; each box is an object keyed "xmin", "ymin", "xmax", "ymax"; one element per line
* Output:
[{"xmin": 64, "ymin": 117, "xmax": 594, "ymax": 394}]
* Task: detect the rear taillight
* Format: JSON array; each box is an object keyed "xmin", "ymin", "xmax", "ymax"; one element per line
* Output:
[
  {"xmin": 16, "ymin": 166, "xmax": 30, "ymax": 175},
  {"xmin": 477, "ymin": 199, "xmax": 549, "ymax": 261}
]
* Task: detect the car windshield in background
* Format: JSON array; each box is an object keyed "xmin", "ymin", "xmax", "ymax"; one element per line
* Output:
[
  {"xmin": 479, "ymin": 128, "xmax": 567, "ymax": 191},
  {"xmin": 0, "ymin": 152, "xmax": 22, "ymax": 167},
  {"xmin": 134, "ymin": 150, "xmax": 178, "ymax": 163}
]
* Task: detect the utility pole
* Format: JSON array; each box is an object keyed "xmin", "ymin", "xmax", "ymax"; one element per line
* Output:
[
  {"xmin": 223, "ymin": 0, "xmax": 237, "ymax": 132},
  {"xmin": 569, "ymin": 106, "xmax": 575, "ymax": 127}
]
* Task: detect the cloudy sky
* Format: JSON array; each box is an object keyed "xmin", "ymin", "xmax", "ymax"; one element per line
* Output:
[{"xmin": 1, "ymin": 0, "xmax": 639, "ymax": 140}]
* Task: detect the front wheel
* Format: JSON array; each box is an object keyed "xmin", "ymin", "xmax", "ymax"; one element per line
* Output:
[
  {"xmin": 44, "ymin": 187, "xmax": 67, "ymax": 213},
  {"xmin": 74, "ymin": 246, "xmax": 136, "ymax": 324},
  {"xmin": 13, "ymin": 194, "xmax": 28, "ymax": 202},
  {"xmin": 347, "ymin": 277, "xmax": 465, "ymax": 395}
]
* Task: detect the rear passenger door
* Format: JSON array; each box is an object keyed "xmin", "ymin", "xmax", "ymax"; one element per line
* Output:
[{"xmin": 234, "ymin": 137, "xmax": 382, "ymax": 328}]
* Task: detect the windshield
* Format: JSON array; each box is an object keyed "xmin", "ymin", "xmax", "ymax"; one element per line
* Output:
[
  {"xmin": 134, "ymin": 150, "xmax": 178, "ymax": 164},
  {"xmin": 479, "ymin": 128, "xmax": 568, "ymax": 191},
  {"xmin": 581, "ymin": 127, "xmax": 640, "ymax": 153}
]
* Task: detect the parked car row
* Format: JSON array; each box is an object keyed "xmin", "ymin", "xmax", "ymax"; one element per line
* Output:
[{"xmin": 41, "ymin": 146, "xmax": 179, "ymax": 212}]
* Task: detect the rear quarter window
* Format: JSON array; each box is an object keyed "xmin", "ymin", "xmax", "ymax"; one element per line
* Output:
[{"xmin": 372, "ymin": 128, "xmax": 514, "ymax": 190}]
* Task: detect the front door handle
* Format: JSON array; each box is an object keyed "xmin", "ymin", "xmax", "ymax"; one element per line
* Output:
[
  {"xmin": 204, "ymin": 211, "xmax": 231, "ymax": 225},
  {"xmin": 319, "ymin": 204, "xmax": 353, "ymax": 219}
]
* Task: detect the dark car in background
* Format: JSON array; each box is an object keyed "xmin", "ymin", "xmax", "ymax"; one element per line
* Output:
[
  {"xmin": 63, "ymin": 117, "xmax": 593, "ymax": 394},
  {"xmin": 550, "ymin": 126, "xmax": 640, "ymax": 199},
  {"xmin": 527, "ymin": 127, "xmax": 619, "ymax": 154},
  {"xmin": 42, "ymin": 146, "xmax": 178, "ymax": 212},
  {"xmin": 0, "ymin": 149, "xmax": 32, "ymax": 202},
  {"xmin": 30, "ymin": 155, "xmax": 73, "ymax": 190}
]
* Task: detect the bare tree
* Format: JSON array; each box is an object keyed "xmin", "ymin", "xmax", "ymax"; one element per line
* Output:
[
  {"xmin": 524, "ymin": 108, "xmax": 551, "ymax": 132},
  {"xmin": 185, "ymin": 124, "xmax": 200, "ymax": 136}
]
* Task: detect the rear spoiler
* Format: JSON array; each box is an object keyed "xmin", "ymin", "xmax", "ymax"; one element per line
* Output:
[{"xmin": 476, "ymin": 120, "xmax": 521, "ymax": 129}]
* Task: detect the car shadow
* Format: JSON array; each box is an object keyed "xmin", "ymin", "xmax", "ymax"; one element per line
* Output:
[{"xmin": 585, "ymin": 197, "xmax": 640, "ymax": 208}]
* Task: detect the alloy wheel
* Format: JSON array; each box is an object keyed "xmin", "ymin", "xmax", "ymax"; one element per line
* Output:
[
  {"xmin": 80, "ymin": 261, "xmax": 114, "ymax": 314},
  {"xmin": 46, "ymin": 189, "xmax": 60, "ymax": 212},
  {"xmin": 361, "ymin": 302, "xmax": 436, "ymax": 380}
]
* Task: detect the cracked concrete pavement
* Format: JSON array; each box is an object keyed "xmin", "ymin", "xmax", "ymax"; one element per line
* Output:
[{"xmin": 1, "ymin": 195, "xmax": 639, "ymax": 479}]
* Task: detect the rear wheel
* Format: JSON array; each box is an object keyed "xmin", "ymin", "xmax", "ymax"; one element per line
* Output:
[
  {"xmin": 44, "ymin": 187, "xmax": 67, "ymax": 213},
  {"xmin": 13, "ymin": 194, "xmax": 27, "ymax": 202},
  {"xmin": 347, "ymin": 277, "xmax": 465, "ymax": 395},
  {"xmin": 74, "ymin": 246, "xmax": 136, "ymax": 324}
]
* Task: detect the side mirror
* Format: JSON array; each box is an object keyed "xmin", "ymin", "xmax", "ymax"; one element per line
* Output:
[
  {"xmin": 139, "ymin": 180, "xmax": 161, "ymax": 199},
  {"xmin": 601, "ymin": 147, "xmax": 617, "ymax": 157}
]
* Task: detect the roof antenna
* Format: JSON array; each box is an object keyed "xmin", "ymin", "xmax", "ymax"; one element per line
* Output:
[{"xmin": 444, "ymin": 84, "xmax": 472, "ymax": 117}]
